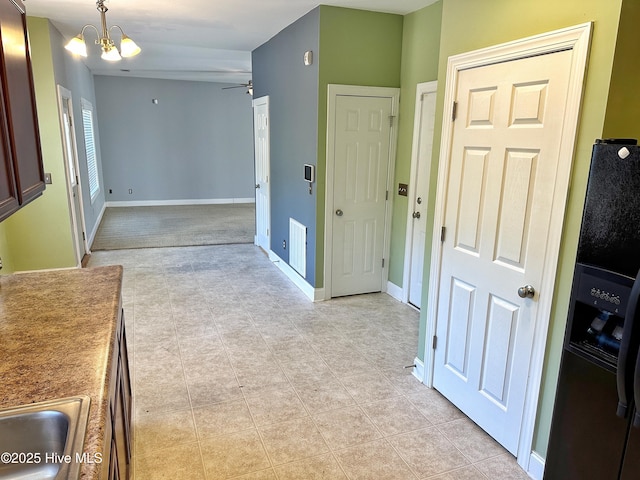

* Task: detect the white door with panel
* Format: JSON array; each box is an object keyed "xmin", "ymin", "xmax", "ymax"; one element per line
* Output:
[
  {"xmin": 433, "ymin": 50, "xmax": 572, "ymax": 454},
  {"xmin": 58, "ymin": 86, "xmax": 87, "ymax": 265},
  {"xmin": 331, "ymin": 94, "xmax": 393, "ymax": 297},
  {"xmin": 407, "ymin": 84, "xmax": 437, "ymax": 308},
  {"xmin": 253, "ymin": 96, "xmax": 270, "ymax": 252}
]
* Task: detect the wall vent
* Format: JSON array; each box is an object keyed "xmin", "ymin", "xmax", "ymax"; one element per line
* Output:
[{"xmin": 289, "ymin": 218, "xmax": 307, "ymax": 277}]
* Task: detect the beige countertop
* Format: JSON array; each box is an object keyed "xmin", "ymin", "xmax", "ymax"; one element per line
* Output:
[{"xmin": 0, "ymin": 265, "xmax": 124, "ymax": 480}]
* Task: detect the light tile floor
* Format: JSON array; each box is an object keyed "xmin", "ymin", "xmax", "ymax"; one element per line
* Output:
[{"xmin": 88, "ymin": 244, "xmax": 530, "ymax": 480}]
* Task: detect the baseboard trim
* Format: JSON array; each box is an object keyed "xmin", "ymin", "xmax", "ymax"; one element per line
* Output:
[
  {"xmin": 527, "ymin": 452, "xmax": 545, "ymax": 480},
  {"xmin": 386, "ymin": 281, "xmax": 403, "ymax": 302},
  {"xmin": 412, "ymin": 357, "xmax": 425, "ymax": 383},
  {"xmin": 105, "ymin": 198, "xmax": 255, "ymax": 207},
  {"xmin": 87, "ymin": 201, "xmax": 107, "ymax": 251},
  {"xmin": 268, "ymin": 250, "xmax": 324, "ymax": 302}
]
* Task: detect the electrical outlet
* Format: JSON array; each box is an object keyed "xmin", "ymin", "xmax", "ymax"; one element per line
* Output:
[
  {"xmin": 44, "ymin": 173, "xmax": 52, "ymax": 184},
  {"xmin": 109, "ymin": 189, "xmax": 113, "ymax": 194},
  {"xmin": 0, "ymin": 255, "xmax": 3, "ymax": 270},
  {"xmin": 128, "ymin": 189, "xmax": 133, "ymax": 194},
  {"xmin": 282, "ymin": 240, "xmax": 287, "ymax": 250}
]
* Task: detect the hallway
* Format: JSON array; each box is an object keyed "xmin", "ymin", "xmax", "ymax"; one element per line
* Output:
[{"xmin": 88, "ymin": 244, "xmax": 528, "ymax": 479}]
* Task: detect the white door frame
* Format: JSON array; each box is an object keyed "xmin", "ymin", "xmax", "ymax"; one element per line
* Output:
[
  {"xmin": 402, "ymin": 80, "xmax": 437, "ymax": 306},
  {"xmin": 423, "ymin": 23, "xmax": 591, "ymax": 473},
  {"xmin": 252, "ymin": 95, "xmax": 270, "ymax": 252},
  {"xmin": 57, "ymin": 85, "xmax": 89, "ymax": 266},
  {"xmin": 324, "ymin": 84, "xmax": 400, "ymax": 300}
]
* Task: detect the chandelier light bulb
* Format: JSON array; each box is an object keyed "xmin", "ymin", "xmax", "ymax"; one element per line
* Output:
[{"xmin": 64, "ymin": 34, "xmax": 88, "ymax": 57}]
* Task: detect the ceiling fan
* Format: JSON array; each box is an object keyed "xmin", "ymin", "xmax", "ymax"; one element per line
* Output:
[{"xmin": 222, "ymin": 80, "xmax": 253, "ymax": 95}]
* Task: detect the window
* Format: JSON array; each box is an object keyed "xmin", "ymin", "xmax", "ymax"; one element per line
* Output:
[{"xmin": 81, "ymin": 99, "xmax": 100, "ymax": 202}]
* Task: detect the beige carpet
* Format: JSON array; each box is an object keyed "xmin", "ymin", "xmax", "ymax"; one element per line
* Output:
[{"xmin": 92, "ymin": 204, "xmax": 255, "ymax": 250}]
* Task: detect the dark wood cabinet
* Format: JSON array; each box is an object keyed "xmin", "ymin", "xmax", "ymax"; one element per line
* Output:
[
  {"xmin": 102, "ymin": 309, "xmax": 132, "ymax": 480},
  {"xmin": 0, "ymin": 0, "xmax": 45, "ymax": 222}
]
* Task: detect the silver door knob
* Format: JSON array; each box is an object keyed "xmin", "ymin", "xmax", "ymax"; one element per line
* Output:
[
  {"xmin": 412, "ymin": 211, "xmax": 421, "ymax": 219},
  {"xmin": 336, "ymin": 209, "xmax": 343, "ymax": 216},
  {"xmin": 255, "ymin": 183, "xmax": 261, "ymax": 189},
  {"xmin": 517, "ymin": 285, "xmax": 535, "ymax": 299}
]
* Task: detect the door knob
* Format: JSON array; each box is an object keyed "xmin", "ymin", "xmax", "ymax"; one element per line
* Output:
[
  {"xmin": 412, "ymin": 211, "xmax": 421, "ymax": 219},
  {"xmin": 255, "ymin": 183, "xmax": 261, "ymax": 189},
  {"xmin": 336, "ymin": 209, "xmax": 343, "ymax": 216},
  {"xmin": 517, "ymin": 285, "xmax": 535, "ymax": 299}
]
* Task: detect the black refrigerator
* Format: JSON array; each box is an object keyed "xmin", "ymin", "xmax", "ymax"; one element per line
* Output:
[{"xmin": 545, "ymin": 139, "xmax": 640, "ymax": 479}]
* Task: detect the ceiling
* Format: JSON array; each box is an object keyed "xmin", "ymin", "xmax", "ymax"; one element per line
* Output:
[{"xmin": 24, "ymin": 0, "xmax": 438, "ymax": 84}]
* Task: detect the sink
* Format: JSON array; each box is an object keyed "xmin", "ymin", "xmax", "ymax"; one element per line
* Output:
[{"xmin": 0, "ymin": 396, "xmax": 91, "ymax": 480}]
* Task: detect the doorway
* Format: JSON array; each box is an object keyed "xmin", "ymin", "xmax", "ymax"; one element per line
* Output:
[
  {"xmin": 424, "ymin": 23, "xmax": 591, "ymax": 470},
  {"xmin": 253, "ymin": 96, "xmax": 270, "ymax": 253},
  {"xmin": 57, "ymin": 85, "xmax": 88, "ymax": 266},
  {"xmin": 324, "ymin": 85, "xmax": 399, "ymax": 299}
]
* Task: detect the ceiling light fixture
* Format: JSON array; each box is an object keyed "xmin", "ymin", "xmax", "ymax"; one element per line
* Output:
[{"xmin": 65, "ymin": 0, "xmax": 141, "ymax": 62}]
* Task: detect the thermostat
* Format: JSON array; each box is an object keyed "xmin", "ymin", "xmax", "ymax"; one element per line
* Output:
[{"xmin": 304, "ymin": 164, "xmax": 315, "ymax": 183}]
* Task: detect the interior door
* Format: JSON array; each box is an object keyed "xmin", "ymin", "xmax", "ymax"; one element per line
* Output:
[
  {"xmin": 433, "ymin": 49, "xmax": 572, "ymax": 454},
  {"xmin": 59, "ymin": 87, "xmax": 87, "ymax": 265},
  {"xmin": 253, "ymin": 96, "xmax": 270, "ymax": 252},
  {"xmin": 408, "ymin": 86, "xmax": 437, "ymax": 308},
  {"xmin": 331, "ymin": 94, "xmax": 392, "ymax": 297}
]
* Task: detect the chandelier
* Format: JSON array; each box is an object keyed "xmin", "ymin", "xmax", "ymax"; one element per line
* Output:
[{"xmin": 65, "ymin": 0, "xmax": 141, "ymax": 62}]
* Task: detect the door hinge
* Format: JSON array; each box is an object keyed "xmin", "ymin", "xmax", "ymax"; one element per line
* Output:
[
  {"xmin": 452, "ymin": 101, "xmax": 458, "ymax": 121},
  {"xmin": 82, "ymin": 232, "xmax": 86, "ymax": 241},
  {"xmin": 432, "ymin": 335, "xmax": 438, "ymax": 350},
  {"xmin": 382, "ymin": 258, "xmax": 385, "ymax": 268},
  {"xmin": 385, "ymin": 190, "xmax": 389, "ymax": 201},
  {"xmin": 441, "ymin": 226, "xmax": 446, "ymax": 242},
  {"xmin": 389, "ymin": 115, "xmax": 396, "ymax": 127},
  {"xmin": 267, "ymin": 228, "xmax": 270, "ymax": 236}
]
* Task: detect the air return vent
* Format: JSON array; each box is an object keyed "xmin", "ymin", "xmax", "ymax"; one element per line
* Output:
[{"xmin": 289, "ymin": 218, "xmax": 307, "ymax": 277}]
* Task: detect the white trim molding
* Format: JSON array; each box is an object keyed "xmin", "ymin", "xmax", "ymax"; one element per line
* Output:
[
  {"xmin": 87, "ymin": 201, "xmax": 107, "ymax": 253},
  {"xmin": 412, "ymin": 357, "xmax": 425, "ymax": 383},
  {"xmin": 423, "ymin": 22, "xmax": 592, "ymax": 473},
  {"xmin": 386, "ymin": 281, "xmax": 403, "ymax": 302},
  {"xmin": 105, "ymin": 198, "xmax": 255, "ymax": 207},
  {"xmin": 528, "ymin": 452, "xmax": 545, "ymax": 480},
  {"xmin": 269, "ymin": 250, "xmax": 325, "ymax": 302}
]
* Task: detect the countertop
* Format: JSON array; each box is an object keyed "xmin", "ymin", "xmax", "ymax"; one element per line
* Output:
[{"xmin": 0, "ymin": 265, "xmax": 124, "ymax": 480}]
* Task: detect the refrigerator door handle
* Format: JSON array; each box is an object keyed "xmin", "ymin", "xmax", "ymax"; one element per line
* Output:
[{"xmin": 617, "ymin": 268, "xmax": 640, "ymax": 418}]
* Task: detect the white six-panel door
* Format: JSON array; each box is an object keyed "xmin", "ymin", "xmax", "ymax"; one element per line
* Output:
[
  {"xmin": 253, "ymin": 96, "xmax": 270, "ymax": 252},
  {"xmin": 330, "ymin": 94, "xmax": 393, "ymax": 297},
  {"xmin": 433, "ymin": 49, "xmax": 572, "ymax": 455}
]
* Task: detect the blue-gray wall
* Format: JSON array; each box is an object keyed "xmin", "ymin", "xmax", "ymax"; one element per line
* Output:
[
  {"xmin": 252, "ymin": 7, "xmax": 320, "ymax": 286},
  {"xmin": 93, "ymin": 76, "xmax": 254, "ymax": 202},
  {"xmin": 48, "ymin": 22, "xmax": 106, "ymax": 243}
]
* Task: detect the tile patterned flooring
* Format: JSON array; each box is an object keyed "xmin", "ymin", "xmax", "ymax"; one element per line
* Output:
[{"xmin": 88, "ymin": 244, "xmax": 530, "ymax": 479}]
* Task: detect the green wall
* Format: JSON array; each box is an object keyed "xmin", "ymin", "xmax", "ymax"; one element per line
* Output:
[
  {"xmin": 388, "ymin": 2, "xmax": 442, "ymax": 289},
  {"xmin": 316, "ymin": 6, "xmax": 403, "ymax": 287},
  {"xmin": 0, "ymin": 224, "xmax": 10, "ymax": 272},
  {"xmin": 602, "ymin": 0, "xmax": 640, "ymax": 138},
  {"xmin": 0, "ymin": 17, "xmax": 75, "ymax": 273},
  {"xmin": 417, "ymin": 0, "xmax": 623, "ymax": 459}
]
